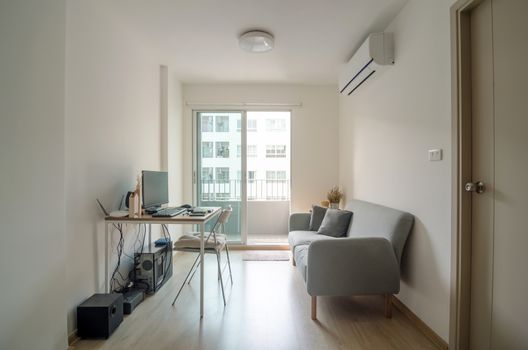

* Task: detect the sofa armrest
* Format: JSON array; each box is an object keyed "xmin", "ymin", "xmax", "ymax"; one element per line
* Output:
[
  {"xmin": 306, "ymin": 237, "xmax": 400, "ymax": 296},
  {"xmin": 289, "ymin": 213, "xmax": 311, "ymax": 232}
]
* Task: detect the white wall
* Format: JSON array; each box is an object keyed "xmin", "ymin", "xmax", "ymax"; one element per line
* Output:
[
  {"xmin": 65, "ymin": 2, "xmax": 183, "ymax": 334},
  {"xmin": 339, "ymin": 0, "xmax": 452, "ymax": 340},
  {"xmin": 0, "ymin": 1, "xmax": 68, "ymax": 349},
  {"xmin": 182, "ymin": 84, "xmax": 339, "ymax": 213}
]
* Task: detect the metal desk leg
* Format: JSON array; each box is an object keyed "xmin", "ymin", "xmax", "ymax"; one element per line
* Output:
[
  {"xmin": 105, "ymin": 222, "xmax": 109, "ymax": 293},
  {"xmin": 200, "ymin": 222, "xmax": 205, "ymax": 318}
]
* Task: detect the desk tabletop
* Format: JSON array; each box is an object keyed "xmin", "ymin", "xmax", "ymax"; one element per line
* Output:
[{"xmin": 105, "ymin": 207, "xmax": 221, "ymax": 224}]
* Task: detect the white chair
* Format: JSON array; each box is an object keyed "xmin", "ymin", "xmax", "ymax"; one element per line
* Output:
[{"xmin": 171, "ymin": 207, "xmax": 233, "ymax": 306}]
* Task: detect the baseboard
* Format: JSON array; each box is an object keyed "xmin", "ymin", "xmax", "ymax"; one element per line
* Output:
[
  {"xmin": 392, "ymin": 297, "xmax": 448, "ymax": 350},
  {"xmin": 68, "ymin": 329, "xmax": 79, "ymax": 346}
]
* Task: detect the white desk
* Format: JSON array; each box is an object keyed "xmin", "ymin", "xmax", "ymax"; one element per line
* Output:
[{"xmin": 104, "ymin": 207, "xmax": 221, "ymax": 318}]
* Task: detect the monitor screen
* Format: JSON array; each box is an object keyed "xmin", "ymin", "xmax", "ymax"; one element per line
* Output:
[{"xmin": 142, "ymin": 171, "xmax": 169, "ymax": 208}]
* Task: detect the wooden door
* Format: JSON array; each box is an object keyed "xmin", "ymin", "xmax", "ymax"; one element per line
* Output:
[{"xmin": 469, "ymin": 0, "xmax": 528, "ymax": 348}]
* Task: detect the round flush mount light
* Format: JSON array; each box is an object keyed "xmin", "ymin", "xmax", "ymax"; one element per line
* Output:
[{"xmin": 238, "ymin": 30, "xmax": 274, "ymax": 53}]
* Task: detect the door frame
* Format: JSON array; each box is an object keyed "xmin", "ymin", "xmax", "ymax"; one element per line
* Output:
[{"xmin": 449, "ymin": 0, "xmax": 484, "ymax": 348}]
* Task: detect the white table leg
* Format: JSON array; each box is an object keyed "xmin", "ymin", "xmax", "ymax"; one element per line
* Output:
[
  {"xmin": 105, "ymin": 222, "xmax": 109, "ymax": 293},
  {"xmin": 148, "ymin": 224, "xmax": 152, "ymax": 251},
  {"xmin": 200, "ymin": 222, "xmax": 205, "ymax": 318}
]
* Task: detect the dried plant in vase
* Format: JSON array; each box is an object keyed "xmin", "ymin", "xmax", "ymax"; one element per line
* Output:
[{"xmin": 327, "ymin": 186, "xmax": 343, "ymax": 209}]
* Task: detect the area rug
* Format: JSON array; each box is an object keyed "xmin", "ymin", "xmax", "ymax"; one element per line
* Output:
[{"xmin": 242, "ymin": 251, "xmax": 291, "ymax": 261}]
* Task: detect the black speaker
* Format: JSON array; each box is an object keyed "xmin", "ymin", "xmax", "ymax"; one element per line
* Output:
[{"xmin": 77, "ymin": 293, "xmax": 123, "ymax": 339}]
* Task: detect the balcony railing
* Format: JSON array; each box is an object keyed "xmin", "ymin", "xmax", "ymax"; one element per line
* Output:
[{"xmin": 200, "ymin": 179, "xmax": 290, "ymax": 201}]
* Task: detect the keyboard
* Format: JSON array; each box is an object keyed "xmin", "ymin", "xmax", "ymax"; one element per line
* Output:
[{"xmin": 152, "ymin": 207, "xmax": 186, "ymax": 217}]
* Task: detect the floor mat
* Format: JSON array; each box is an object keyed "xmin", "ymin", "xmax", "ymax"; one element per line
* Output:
[{"xmin": 242, "ymin": 251, "xmax": 291, "ymax": 261}]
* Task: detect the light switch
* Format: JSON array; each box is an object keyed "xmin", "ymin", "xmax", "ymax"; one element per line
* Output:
[{"xmin": 428, "ymin": 149, "xmax": 443, "ymax": 161}]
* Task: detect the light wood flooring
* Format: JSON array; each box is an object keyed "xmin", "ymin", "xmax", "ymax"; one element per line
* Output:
[{"xmin": 71, "ymin": 251, "xmax": 440, "ymax": 350}]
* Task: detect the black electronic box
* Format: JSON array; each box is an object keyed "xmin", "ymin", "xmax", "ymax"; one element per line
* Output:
[
  {"xmin": 134, "ymin": 244, "xmax": 172, "ymax": 294},
  {"xmin": 77, "ymin": 293, "xmax": 123, "ymax": 339}
]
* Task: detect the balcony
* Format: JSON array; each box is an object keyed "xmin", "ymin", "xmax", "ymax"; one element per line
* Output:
[{"xmin": 199, "ymin": 179, "xmax": 290, "ymax": 244}]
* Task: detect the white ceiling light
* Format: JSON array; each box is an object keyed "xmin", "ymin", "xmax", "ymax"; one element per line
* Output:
[{"xmin": 238, "ymin": 30, "xmax": 274, "ymax": 53}]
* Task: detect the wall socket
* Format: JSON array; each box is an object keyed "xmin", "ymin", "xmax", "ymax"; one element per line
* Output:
[{"xmin": 428, "ymin": 149, "xmax": 443, "ymax": 161}]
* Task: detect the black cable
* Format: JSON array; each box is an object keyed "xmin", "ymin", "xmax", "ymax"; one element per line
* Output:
[
  {"xmin": 110, "ymin": 223, "xmax": 127, "ymax": 292},
  {"xmin": 155, "ymin": 224, "xmax": 172, "ymax": 288}
]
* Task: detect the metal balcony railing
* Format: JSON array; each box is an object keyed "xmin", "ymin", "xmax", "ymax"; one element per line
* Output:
[{"xmin": 200, "ymin": 179, "xmax": 290, "ymax": 201}]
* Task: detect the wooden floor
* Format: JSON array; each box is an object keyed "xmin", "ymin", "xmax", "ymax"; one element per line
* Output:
[{"xmin": 72, "ymin": 251, "xmax": 440, "ymax": 350}]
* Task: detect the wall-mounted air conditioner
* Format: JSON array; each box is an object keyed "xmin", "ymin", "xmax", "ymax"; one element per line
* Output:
[{"xmin": 338, "ymin": 32, "xmax": 394, "ymax": 96}]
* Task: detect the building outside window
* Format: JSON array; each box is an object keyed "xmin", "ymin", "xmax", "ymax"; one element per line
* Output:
[
  {"xmin": 237, "ymin": 145, "xmax": 241, "ymax": 158},
  {"xmin": 216, "ymin": 167, "xmax": 230, "ymax": 183},
  {"xmin": 216, "ymin": 141, "xmax": 230, "ymax": 158},
  {"xmin": 201, "ymin": 115, "xmax": 214, "ymax": 132},
  {"xmin": 266, "ymin": 145, "xmax": 287, "ymax": 158},
  {"xmin": 202, "ymin": 167, "xmax": 213, "ymax": 181},
  {"xmin": 266, "ymin": 118, "xmax": 286, "ymax": 132},
  {"xmin": 202, "ymin": 142, "xmax": 213, "ymax": 158},
  {"xmin": 248, "ymin": 171, "xmax": 256, "ymax": 183},
  {"xmin": 236, "ymin": 119, "xmax": 241, "ymax": 132},
  {"xmin": 248, "ymin": 119, "xmax": 257, "ymax": 132},
  {"xmin": 216, "ymin": 115, "xmax": 229, "ymax": 132},
  {"xmin": 247, "ymin": 144, "xmax": 257, "ymax": 157}
]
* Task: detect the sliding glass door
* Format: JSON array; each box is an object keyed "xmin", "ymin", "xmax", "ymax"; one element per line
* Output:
[
  {"xmin": 195, "ymin": 112, "xmax": 243, "ymax": 241},
  {"xmin": 194, "ymin": 110, "xmax": 291, "ymax": 244}
]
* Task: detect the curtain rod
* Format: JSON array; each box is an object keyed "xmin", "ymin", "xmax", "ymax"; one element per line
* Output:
[{"xmin": 185, "ymin": 101, "xmax": 303, "ymax": 108}]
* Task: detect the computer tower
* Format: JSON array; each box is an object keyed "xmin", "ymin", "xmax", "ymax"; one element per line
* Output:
[
  {"xmin": 134, "ymin": 244, "xmax": 172, "ymax": 293},
  {"xmin": 77, "ymin": 293, "xmax": 123, "ymax": 339}
]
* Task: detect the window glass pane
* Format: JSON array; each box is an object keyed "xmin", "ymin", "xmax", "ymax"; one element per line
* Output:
[
  {"xmin": 247, "ymin": 145, "xmax": 257, "ymax": 157},
  {"xmin": 248, "ymin": 171, "xmax": 256, "ymax": 182},
  {"xmin": 266, "ymin": 171, "xmax": 276, "ymax": 180},
  {"xmin": 266, "ymin": 118, "xmax": 286, "ymax": 132},
  {"xmin": 216, "ymin": 142, "xmax": 230, "ymax": 158},
  {"xmin": 248, "ymin": 119, "xmax": 257, "ymax": 132},
  {"xmin": 216, "ymin": 167, "xmax": 229, "ymax": 183},
  {"xmin": 202, "ymin": 167, "xmax": 213, "ymax": 181},
  {"xmin": 201, "ymin": 115, "xmax": 213, "ymax": 132},
  {"xmin": 215, "ymin": 115, "xmax": 229, "ymax": 132},
  {"xmin": 277, "ymin": 145, "xmax": 286, "ymax": 157},
  {"xmin": 236, "ymin": 119, "xmax": 241, "ymax": 132},
  {"xmin": 266, "ymin": 145, "xmax": 274, "ymax": 158},
  {"xmin": 202, "ymin": 142, "xmax": 213, "ymax": 158},
  {"xmin": 237, "ymin": 145, "xmax": 241, "ymax": 158},
  {"xmin": 277, "ymin": 171, "xmax": 287, "ymax": 180}
]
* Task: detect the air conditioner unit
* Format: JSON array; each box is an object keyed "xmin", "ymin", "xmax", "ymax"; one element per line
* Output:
[{"xmin": 338, "ymin": 32, "xmax": 394, "ymax": 96}]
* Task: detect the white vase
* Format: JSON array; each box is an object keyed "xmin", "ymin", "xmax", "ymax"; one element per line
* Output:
[{"xmin": 329, "ymin": 203, "xmax": 339, "ymax": 209}]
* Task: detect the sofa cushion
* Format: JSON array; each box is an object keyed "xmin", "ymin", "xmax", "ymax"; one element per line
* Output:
[
  {"xmin": 309, "ymin": 205, "xmax": 327, "ymax": 231},
  {"xmin": 317, "ymin": 209, "xmax": 353, "ymax": 237},
  {"xmin": 288, "ymin": 230, "xmax": 336, "ymax": 251}
]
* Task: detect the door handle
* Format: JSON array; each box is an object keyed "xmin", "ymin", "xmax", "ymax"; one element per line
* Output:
[{"xmin": 465, "ymin": 181, "xmax": 485, "ymax": 194}]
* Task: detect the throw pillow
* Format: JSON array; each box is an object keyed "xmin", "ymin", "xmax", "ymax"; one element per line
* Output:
[
  {"xmin": 317, "ymin": 209, "xmax": 353, "ymax": 237},
  {"xmin": 309, "ymin": 205, "xmax": 327, "ymax": 231}
]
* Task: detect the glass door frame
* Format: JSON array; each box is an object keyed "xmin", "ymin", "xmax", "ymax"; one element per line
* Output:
[
  {"xmin": 192, "ymin": 108, "xmax": 293, "ymax": 246},
  {"xmin": 192, "ymin": 110, "xmax": 248, "ymax": 244}
]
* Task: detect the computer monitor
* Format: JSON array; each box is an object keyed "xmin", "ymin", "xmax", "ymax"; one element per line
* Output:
[{"xmin": 142, "ymin": 171, "xmax": 169, "ymax": 209}]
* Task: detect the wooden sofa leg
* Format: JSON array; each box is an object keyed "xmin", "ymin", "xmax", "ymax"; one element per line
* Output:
[
  {"xmin": 384, "ymin": 294, "xmax": 392, "ymax": 319},
  {"xmin": 311, "ymin": 296, "xmax": 317, "ymax": 320},
  {"xmin": 292, "ymin": 256, "xmax": 296, "ymax": 266}
]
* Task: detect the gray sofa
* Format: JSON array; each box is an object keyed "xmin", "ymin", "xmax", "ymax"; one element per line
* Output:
[{"xmin": 288, "ymin": 199, "xmax": 414, "ymax": 320}]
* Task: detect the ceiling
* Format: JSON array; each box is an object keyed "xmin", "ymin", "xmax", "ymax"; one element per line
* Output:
[{"xmin": 106, "ymin": 0, "xmax": 408, "ymax": 84}]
